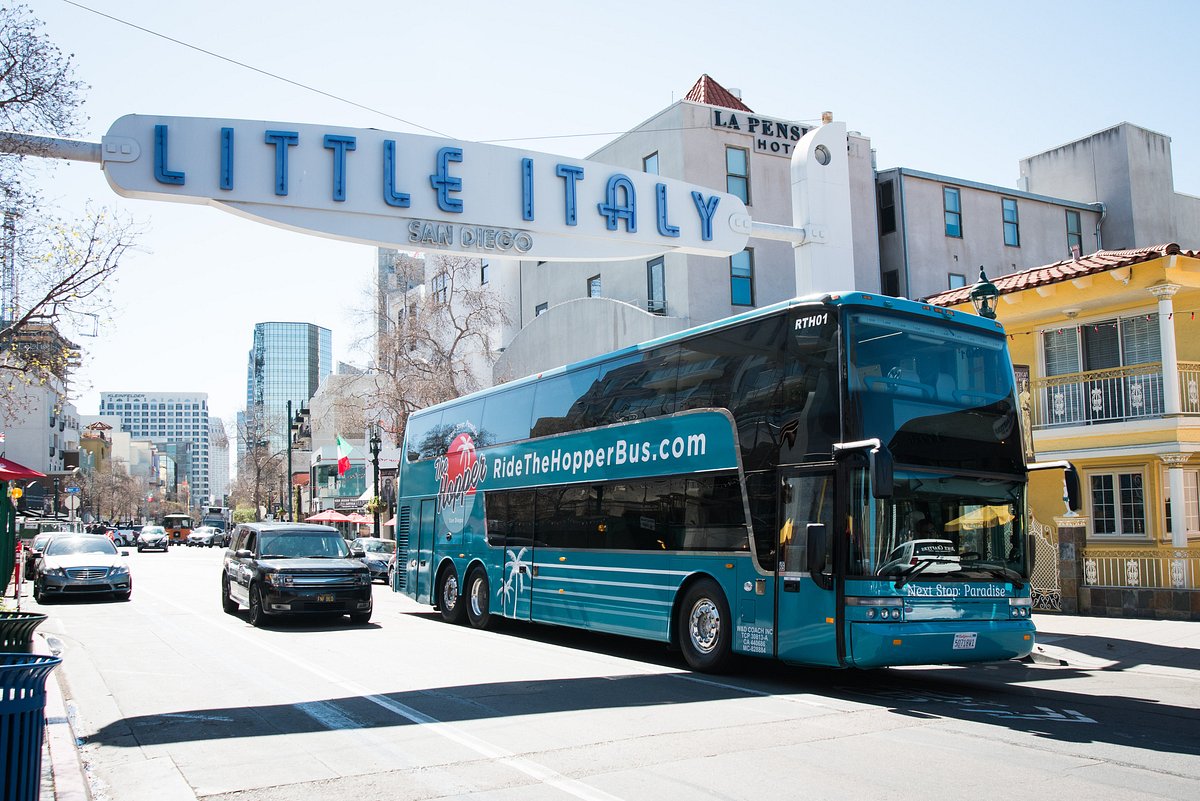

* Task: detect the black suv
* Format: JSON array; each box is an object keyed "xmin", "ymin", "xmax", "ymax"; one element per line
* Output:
[{"xmin": 221, "ymin": 522, "xmax": 373, "ymax": 626}]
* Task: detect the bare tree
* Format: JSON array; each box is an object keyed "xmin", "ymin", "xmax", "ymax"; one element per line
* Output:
[
  {"xmin": 230, "ymin": 415, "xmax": 286, "ymax": 517},
  {"xmin": 1, "ymin": 5, "xmax": 139, "ymax": 414},
  {"xmin": 372, "ymin": 253, "xmax": 510, "ymax": 445}
]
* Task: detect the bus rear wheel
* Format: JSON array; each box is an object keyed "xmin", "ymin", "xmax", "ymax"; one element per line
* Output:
[
  {"xmin": 678, "ymin": 579, "xmax": 733, "ymax": 673},
  {"xmin": 466, "ymin": 567, "xmax": 493, "ymax": 629},
  {"xmin": 438, "ymin": 565, "xmax": 466, "ymax": 624}
]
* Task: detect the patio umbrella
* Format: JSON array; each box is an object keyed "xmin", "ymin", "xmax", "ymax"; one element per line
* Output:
[
  {"xmin": 0, "ymin": 456, "xmax": 47, "ymax": 481},
  {"xmin": 383, "ymin": 516, "xmax": 397, "ymax": 527},
  {"xmin": 306, "ymin": 510, "xmax": 351, "ymax": 523},
  {"xmin": 944, "ymin": 505, "xmax": 1015, "ymax": 531},
  {"xmin": 346, "ymin": 513, "xmax": 372, "ymax": 524}
]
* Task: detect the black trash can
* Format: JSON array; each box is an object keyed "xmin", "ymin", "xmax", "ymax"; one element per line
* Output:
[
  {"xmin": 0, "ymin": 653, "xmax": 62, "ymax": 801},
  {"xmin": 0, "ymin": 613, "xmax": 48, "ymax": 654}
]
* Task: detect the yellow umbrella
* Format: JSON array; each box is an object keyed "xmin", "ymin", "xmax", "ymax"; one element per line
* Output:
[{"xmin": 944, "ymin": 505, "xmax": 1014, "ymax": 531}]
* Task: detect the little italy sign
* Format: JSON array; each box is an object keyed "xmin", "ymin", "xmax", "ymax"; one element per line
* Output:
[{"xmin": 98, "ymin": 115, "xmax": 751, "ymax": 261}]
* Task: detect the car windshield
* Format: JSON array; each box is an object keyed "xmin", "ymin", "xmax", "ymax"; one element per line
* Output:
[
  {"xmin": 46, "ymin": 537, "xmax": 118, "ymax": 556},
  {"xmin": 355, "ymin": 539, "xmax": 395, "ymax": 554},
  {"xmin": 32, "ymin": 534, "xmax": 54, "ymax": 549},
  {"xmin": 259, "ymin": 531, "xmax": 351, "ymax": 559},
  {"xmin": 142, "ymin": 527, "xmax": 165, "ymax": 535}
]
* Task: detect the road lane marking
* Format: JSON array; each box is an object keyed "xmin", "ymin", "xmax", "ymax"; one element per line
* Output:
[{"xmin": 140, "ymin": 587, "xmax": 627, "ymax": 801}]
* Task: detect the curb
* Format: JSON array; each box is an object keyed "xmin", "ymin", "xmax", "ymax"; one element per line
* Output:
[{"xmin": 35, "ymin": 633, "xmax": 91, "ymax": 801}]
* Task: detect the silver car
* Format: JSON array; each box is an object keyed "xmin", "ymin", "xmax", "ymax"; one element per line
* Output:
[{"xmin": 34, "ymin": 535, "xmax": 132, "ymax": 602}]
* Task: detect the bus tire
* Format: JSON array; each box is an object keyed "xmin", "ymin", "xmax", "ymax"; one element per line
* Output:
[
  {"xmin": 465, "ymin": 567, "xmax": 493, "ymax": 629},
  {"xmin": 678, "ymin": 579, "xmax": 733, "ymax": 673},
  {"xmin": 437, "ymin": 564, "xmax": 466, "ymax": 624}
]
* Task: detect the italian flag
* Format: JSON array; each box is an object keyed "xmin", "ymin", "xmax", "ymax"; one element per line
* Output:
[{"xmin": 336, "ymin": 435, "xmax": 352, "ymax": 476}]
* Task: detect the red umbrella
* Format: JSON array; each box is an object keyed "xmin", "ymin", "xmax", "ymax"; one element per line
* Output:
[
  {"xmin": 345, "ymin": 513, "xmax": 372, "ymax": 524},
  {"xmin": 306, "ymin": 510, "xmax": 351, "ymax": 523},
  {"xmin": 0, "ymin": 456, "xmax": 47, "ymax": 481}
]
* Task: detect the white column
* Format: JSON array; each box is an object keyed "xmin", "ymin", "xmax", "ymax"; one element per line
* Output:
[
  {"xmin": 1160, "ymin": 453, "xmax": 1190, "ymax": 548},
  {"xmin": 790, "ymin": 121, "xmax": 855, "ymax": 295},
  {"xmin": 1149, "ymin": 283, "xmax": 1181, "ymax": 415}
]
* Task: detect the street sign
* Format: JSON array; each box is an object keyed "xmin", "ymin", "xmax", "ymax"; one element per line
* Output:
[
  {"xmin": 66, "ymin": 485, "xmax": 81, "ymax": 494},
  {"xmin": 64, "ymin": 495, "xmax": 80, "ymax": 510},
  {"xmin": 100, "ymin": 114, "xmax": 751, "ymax": 262}
]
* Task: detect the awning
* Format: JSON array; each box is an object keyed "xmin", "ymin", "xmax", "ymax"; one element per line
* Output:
[
  {"xmin": 306, "ymin": 510, "xmax": 350, "ymax": 523},
  {"xmin": 0, "ymin": 456, "xmax": 47, "ymax": 481}
]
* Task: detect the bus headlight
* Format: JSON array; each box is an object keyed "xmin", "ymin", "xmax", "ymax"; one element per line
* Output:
[
  {"xmin": 847, "ymin": 597, "xmax": 904, "ymax": 621},
  {"xmin": 1009, "ymin": 597, "xmax": 1032, "ymax": 618}
]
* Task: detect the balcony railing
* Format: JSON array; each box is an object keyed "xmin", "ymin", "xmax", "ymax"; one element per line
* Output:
[
  {"xmin": 1083, "ymin": 547, "xmax": 1200, "ymax": 589},
  {"xmin": 1030, "ymin": 362, "xmax": 1200, "ymax": 429}
]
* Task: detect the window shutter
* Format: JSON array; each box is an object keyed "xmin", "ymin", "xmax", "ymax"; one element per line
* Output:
[
  {"xmin": 1121, "ymin": 314, "xmax": 1161, "ymax": 365},
  {"xmin": 1042, "ymin": 327, "xmax": 1080, "ymax": 376}
]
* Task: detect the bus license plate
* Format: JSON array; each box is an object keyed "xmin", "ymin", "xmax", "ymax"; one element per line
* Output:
[
  {"xmin": 952, "ymin": 632, "xmax": 977, "ymax": 650},
  {"xmin": 317, "ymin": 594, "xmax": 335, "ymax": 603}
]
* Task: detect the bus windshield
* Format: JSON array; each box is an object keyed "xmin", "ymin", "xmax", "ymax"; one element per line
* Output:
[
  {"xmin": 845, "ymin": 310, "xmax": 1023, "ymax": 473},
  {"xmin": 850, "ymin": 470, "xmax": 1028, "ymax": 582}
]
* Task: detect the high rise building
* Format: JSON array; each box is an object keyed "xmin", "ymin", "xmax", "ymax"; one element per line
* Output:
[
  {"xmin": 243, "ymin": 322, "xmax": 332, "ymax": 458},
  {"xmin": 209, "ymin": 417, "xmax": 230, "ymax": 504},
  {"xmin": 97, "ymin": 391, "xmax": 210, "ymax": 503}
]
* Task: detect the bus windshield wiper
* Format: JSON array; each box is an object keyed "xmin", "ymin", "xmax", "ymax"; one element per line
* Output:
[
  {"xmin": 894, "ymin": 559, "xmax": 936, "ymax": 590},
  {"xmin": 971, "ymin": 564, "xmax": 1025, "ymax": 589}
]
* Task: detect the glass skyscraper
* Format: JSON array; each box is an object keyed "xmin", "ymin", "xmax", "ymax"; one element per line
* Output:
[{"xmin": 244, "ymin": 322, "xmax": 332, "ymax": 457}]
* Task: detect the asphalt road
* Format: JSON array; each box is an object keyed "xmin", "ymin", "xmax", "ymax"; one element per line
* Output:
[{"xmin": 25, "ymin": 546, "xmax": 1200, "ymax": 801}]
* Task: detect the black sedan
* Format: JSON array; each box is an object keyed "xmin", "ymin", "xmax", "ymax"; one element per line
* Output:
[{"xmin": 350, "ymin": 537, "xmax": 396, "ymax": 584}]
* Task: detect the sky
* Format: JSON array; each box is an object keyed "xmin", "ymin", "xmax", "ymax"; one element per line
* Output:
[{"xmin": 20, "ymin": 0, "xmax": 1200, "ymax": 431}]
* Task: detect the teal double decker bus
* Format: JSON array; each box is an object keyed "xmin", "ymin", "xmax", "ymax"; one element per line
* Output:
[{"xmin": 393, "ymin": 292, "xmax": 1077, "ymax": 671}]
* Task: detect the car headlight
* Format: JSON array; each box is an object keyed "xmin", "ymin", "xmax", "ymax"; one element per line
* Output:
[
  {"xmin": 264, "ymin": 572, "xmax": 293, "ymax": 588},
  {"xmin": 48, "ymin": 566, "xmax": 67, "ymax": 577},
  {"xmin": 110, "ymin": 564, "xmax": 129, "ymax": 575},
  {"xmin": 356, "ymin": 573, "xmax": 371, "ymax": 585}
]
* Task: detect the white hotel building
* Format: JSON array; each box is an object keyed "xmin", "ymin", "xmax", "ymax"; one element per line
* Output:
[{"xmin": 98, "ymin": 391, "xmax": 211, "ymax": 504}]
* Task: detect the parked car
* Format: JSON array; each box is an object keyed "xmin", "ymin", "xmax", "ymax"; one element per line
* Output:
[
  {"xmin": 187, "ymin": 526, "xmax": 223, "ymax": 547},
  {"xmin": 136, "ymin": 525, "xmax": 170, "ymax": 552},
  {"xmin": 23, "ymin": 532, "xmax": 60, "ymax": 577},
  {"xmin": 221, "ymin": 522, "xmax": 372, "ymax": 627},
  {"xmin": 349, "ymin": 537, "xmax": 396, "ymax": 584},
  {"xmin": 34, "ymin": 535, "xmax": 132, "ymax": 602}
]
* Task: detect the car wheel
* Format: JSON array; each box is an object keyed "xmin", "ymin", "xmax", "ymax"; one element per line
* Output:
[
  {"xmin": 137, "ymin": 545, "xmax": 144, "ymax": 552},
  {"xmin": 677, "ymin": 579, "xmax": 734, "ymax": 673},
  {"xmin": 437, "ymin": 564, "xmax": 466, "ymax": 624},
  {"xmin": 247, "ymin": 583, "xmax": 269, "ymax": 628},
  {"xmin": 34, "ymin": 579, "xmax": 48, "ymax": 605},
  {"xmin": 465, "ymin": 567, "xmax": 493, "ymax": 630},
  {"xmin": 349, "ymin": 608, "xmax": 372, "ymax": 625},
  {"xmin": 221, "ymin": 576, "xmax": 239, "ymax": 614}
]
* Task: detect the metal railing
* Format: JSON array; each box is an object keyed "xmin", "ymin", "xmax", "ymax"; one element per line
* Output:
[
  {"xmin": 1082, "ymin": 547, "xmax": 1200, "ymax": 589},
  {"xmin": 1030, "ymin": 362, "xmax": 1184, "ymax": 428}
]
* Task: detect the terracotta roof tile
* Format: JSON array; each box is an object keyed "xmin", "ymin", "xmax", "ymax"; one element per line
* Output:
[
  {"xmin": 683, "ymin": 74, "xmax": 753, "ymax": 113},
  {"xmin": 924, "ymin": 243, "xmax": 1196, "ymax": 307}
]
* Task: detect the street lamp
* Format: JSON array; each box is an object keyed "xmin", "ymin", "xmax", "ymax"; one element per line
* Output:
[
  {"xmin": 370, "ymin": 423, "xmax": 382, "ymax": 539},
  {"xmin": 969, "ymin": 266, "xmax": 999, "ymax": 320}
]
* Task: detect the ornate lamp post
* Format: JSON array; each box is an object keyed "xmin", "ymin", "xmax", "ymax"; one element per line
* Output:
[
  {"xmin": 370, "ymin": 423, "xmax": 382, "ymax": 539},
  {"xmin": 969, "ymin": 266, "xmax": 999, "ymax": 320}
]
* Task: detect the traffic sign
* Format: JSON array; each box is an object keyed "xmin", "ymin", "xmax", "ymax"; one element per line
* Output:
[
  {"xmin": 64, "ymin": 495, "xmax": 80, "ymax": 510},
  {"xmin": 66, "ymin": 486, "xmax": 81, "ymax": 494}
]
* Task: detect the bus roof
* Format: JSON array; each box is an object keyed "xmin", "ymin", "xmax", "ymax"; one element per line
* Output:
[{"xmin": 413, "ymin": 291, "xmax": 1006, "ymax": 420}]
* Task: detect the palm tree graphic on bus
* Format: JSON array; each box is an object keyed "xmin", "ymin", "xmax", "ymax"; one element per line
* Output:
[{"xmin": 500, "ymin": 546, "xmax": 530, "ymax": 606}]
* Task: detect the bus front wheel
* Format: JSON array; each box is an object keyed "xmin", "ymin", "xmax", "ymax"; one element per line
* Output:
[
  {"xmin": 438, "ymin": 565, "xmax": 466, "ymax": 624},
  {"xmin": 466, "ymin": 567, "xmax": 493, "ymax": 630},
  {"xmin": 678, "ymin": 579, "xmax": 733, "ymax": 673}
]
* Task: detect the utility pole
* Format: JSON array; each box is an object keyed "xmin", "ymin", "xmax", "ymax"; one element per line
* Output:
[
  {"xmin": 286, "ymin": 400, "xmax": 293, "ymax": 521},
  {"xmin": 370, "ymin": 423, "xmax": 381, "ymax": 539}
]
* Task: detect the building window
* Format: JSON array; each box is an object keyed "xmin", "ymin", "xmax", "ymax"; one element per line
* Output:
[
  {"xmin": 480, "ymin": 260, "xmax": 489, "ymax": 285},
  {"xmin": 881, "ymin": 269, "xmax": 900, "ymax": 297},
  {"xmin": 430, "ymin": 271, "xmax": 448, "ymax": 303},
  {"xmin": 730, "ymin": 249, "xmax": 754, "ymax": 306},
  {"xmin": 647, "ymin": 257, "xmax": 665, "ymax": 314},
  {"xmin": 1163, "ymin": 467, "xmax": 1200, "ymax": 537},
  {"xmin": 643, "ymin": 152, "xmax": 659, "ymax": 175},
  {"xmin": 1066, "ymin": 210, "xmax": 1083, "ymax": 256},
  {"xmin": 587, "ymin": 275, "xmax": 602, "ymax": 298},
  {"xmin": 943, "ymin": 187, "xmax": 962, "ymax": 238},
  {"xmin": 726, "ymin": 146, "xmax": 749, "ymax": 205},
  {"xmin": 1002, "ymin": 198, "xmax": 1020, "ymax": 247},
  {"xmin": 535, "ymin": 302, "xmax": 548, "ymax": 317},
  {"xmin": 948, "ymin": 273, "xmax": 966, "ymax": 289},
  {"xmin": 878, "ymin": 179, "xmax": 896, "ymax": 235},
  {"xmin": 1090, "ymin": 471, "xmax": 1146, "ymax": 537}
]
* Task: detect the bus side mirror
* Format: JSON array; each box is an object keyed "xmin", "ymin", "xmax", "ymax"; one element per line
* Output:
[
  {"xmin": 806, "ymin": 523, "xmax": 828, "ymax": 575},
  {"xmin": 1064, "ymin": 464, "xmax": 1081, "ymax": 512},
  {"xmin": 871, "ymin": 447, "xmax": 894, "ymax": 499}
]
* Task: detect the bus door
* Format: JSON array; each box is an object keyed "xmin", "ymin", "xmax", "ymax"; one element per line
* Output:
[
  {"xmin": 415, "ymin": 499, "xmax": 436, "ymax": 604},
  {"xmin": 775, "ymin": 468, "xmax": 840, "ymax": 667},
  {"xmin": 501, "ymin": 490, "xmax": 534, "ymax": 620}
]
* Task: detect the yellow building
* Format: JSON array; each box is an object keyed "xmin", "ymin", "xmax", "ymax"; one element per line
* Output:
[{"xmin": 928, "ymin": 244, "xmax": 1200, "ymax": 620}]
